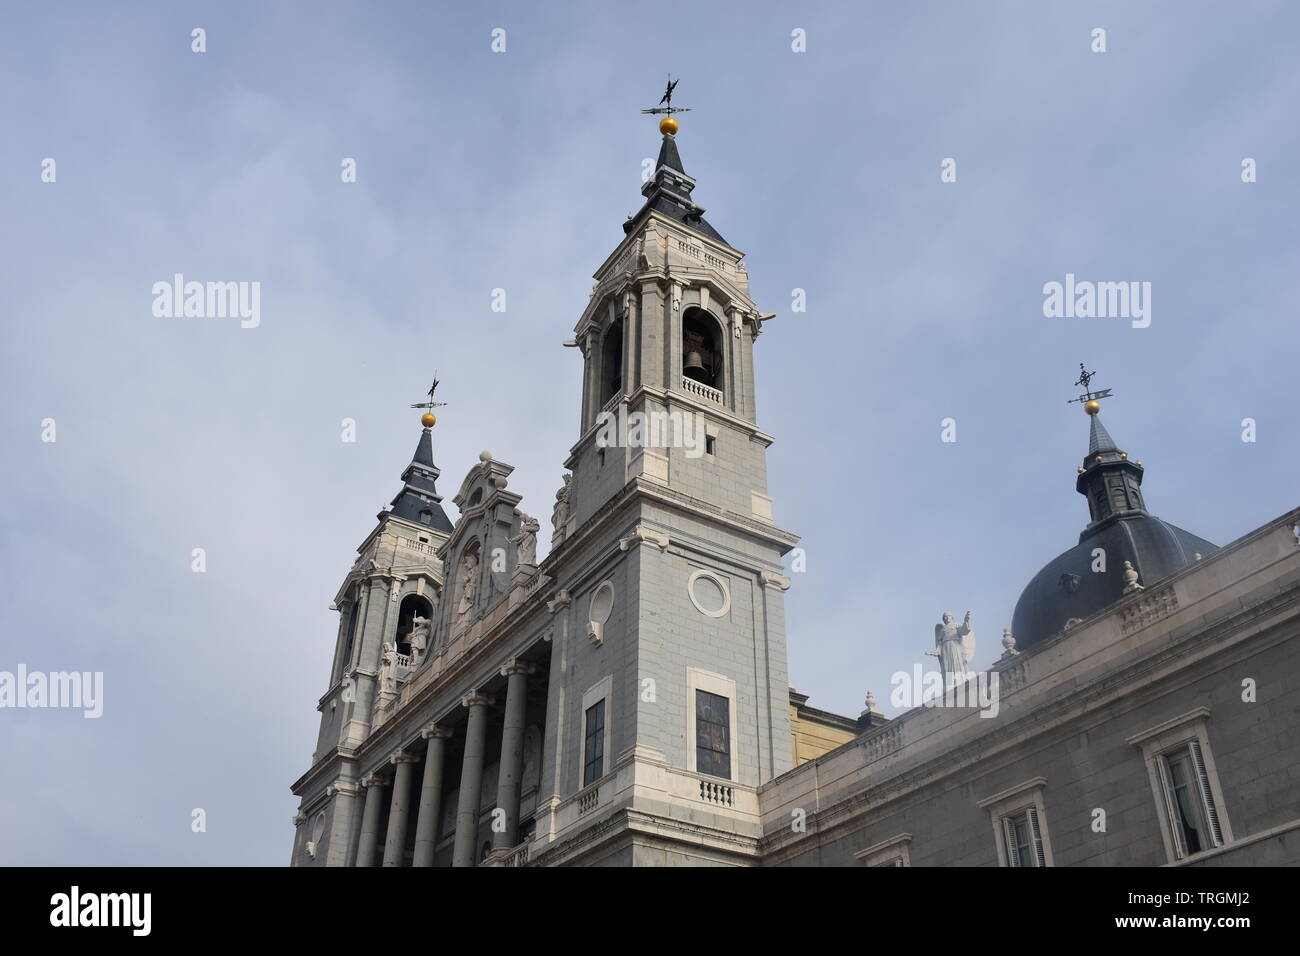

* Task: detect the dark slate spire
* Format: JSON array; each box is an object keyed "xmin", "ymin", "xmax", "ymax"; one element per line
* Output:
[
  {"xmin": 1076, "ymin": 407, "xmax": 1145, "ymax": 524},
  {"xmin": 656, "ymin": 131, "xmax": 686, "ymax": 174},
  {"xmin": 624, "ymin": 120, "xmax": 728, "ymax": 245},
  {"xmin": 1087, "ymin": 413, "xmax": 1119, "ymax": 456},
  {"xmin": 389, "ymin": 423, "xmax": 453, "ymax": 532}
]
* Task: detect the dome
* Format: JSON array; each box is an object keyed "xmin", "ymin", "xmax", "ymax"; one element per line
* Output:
[
  {"xmin": 1012, "ymin": 513, "xmax": 1215, "ymax": 649},
  {"xmin": 1010, "ymin": 404, "xmax": 1216, "ymax": 650}
]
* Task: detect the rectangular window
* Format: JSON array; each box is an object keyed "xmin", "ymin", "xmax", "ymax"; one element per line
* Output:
[
  {"xmin": 583, "ymin": 700, "xmax": 605, "ymax": 787},
  {"xmin": 1001, "ymin": 808, "xmax": 1046, "ymax": 867},
  {"xmin": 695, "ymin": 689, "xmax": 731, "ymax": 780},
  {"xmin": 1157, "ymin": 740, "xmax": 1224, "ymax": 859},
  {"xmin": 705, "ymin": 434, "xmax": 716, "ymax": 456}
]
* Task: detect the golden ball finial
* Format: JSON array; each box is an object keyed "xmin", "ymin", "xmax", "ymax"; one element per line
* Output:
[
  {"xmin": 1084, "ymin": 399, "xmax": 1101, "ymax": 415},
  {"xmin": 421, "ymin": 412, "xmax": 437, "ymax": 428},
  {"xmin": 659, "ymin": 115, "xmax": 679, "ymax": 136}
]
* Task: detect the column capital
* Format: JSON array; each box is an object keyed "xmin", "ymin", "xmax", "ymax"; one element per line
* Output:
[
  {"xmin": 420, "ymin": 724, "xmax": 453, "ymax": 740},
  {"xmin": 461, "ymin": 692, "xmax": 495, "ymax": 709},
  {"xmin": 362, "ymin": 773, "xmax": 390, "ymax": 789},
  {"xmin": 390, "ymin": 751, "xmax": 420, "ymax": 766},
  {"xmin": 500, "ymin": 660, "xmax": 536, "ymax": 678},
  {"xmin": 327, "ymin": 781, "xmax": 361, "ymax": 797}
]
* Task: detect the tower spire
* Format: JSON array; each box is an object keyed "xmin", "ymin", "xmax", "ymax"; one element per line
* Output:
[
  {"xmin": 1068, "ymin": 367, "xmax": 1145, "ymax": 525},
  {"xmin": 389, "ymin": 380, "xmax": 453, "ymax": 531},
  {"xmin": 626, "ymin": 78, "xmax": 726, "ymax": 244}
]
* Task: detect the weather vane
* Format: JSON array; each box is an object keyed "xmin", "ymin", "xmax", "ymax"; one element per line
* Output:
[
  {"xmin": 1066, "ymin": 363, "xmax": 1113, "ymax": 412},
  {"xmin": 641, "ymin": 75, "xmax": 692, "ymax": 117},
  {"xmin": 410, "ymin": 373, "xmax": 447, "ymax": 425}
]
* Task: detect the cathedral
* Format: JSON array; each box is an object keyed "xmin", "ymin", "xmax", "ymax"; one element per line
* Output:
[{"xmin": 290, "ymin": 115, "xmax": 1300, "ymax": 867}]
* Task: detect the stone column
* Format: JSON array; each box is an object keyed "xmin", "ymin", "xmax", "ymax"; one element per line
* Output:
[
  {"xmin": 413, "ymin": 725, "xmax": 452, "ymax": 867},
  {"xmin": 451, "ymin": 692, "xmax": 494, "ymax": 867},
  {"xmin": 325, "ymin": 780, "xmax": 361, "ymax": 867},
  {"xmin": 354, "ymin": 773, "xmax": 388, "ymax": 868},
  {"xmin": 345, "ymin": 778, "xmax": 366, "ymax": 867},
  {"xmin": 382, "ymin": 752, "xmax": 419, "ymax": 867},
  {"xmin": 493, "ymin": 661, "xmax": 534, "ymax": 850}
]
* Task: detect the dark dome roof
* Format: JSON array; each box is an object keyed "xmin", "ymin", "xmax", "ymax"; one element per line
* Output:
[
  {"xmin": 1010, "ymin": 405, "xmax": 1216, "ymax": 650},
  {"xmin": 1012, "ymin": 513, "xmax": 1215, "ymax": 649}
]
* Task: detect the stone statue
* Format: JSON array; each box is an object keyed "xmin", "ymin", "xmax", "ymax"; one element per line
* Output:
[
  {"xmin": 511, "ymin": 513, "xmax": 540, "ymax": 568},
  {"xmin": 457, "ymin": 553, "xmax": 480, "ymax": 616},
  {"xmin": 408, "ymin": 614, "xmax": 431, "ymax": 659},
  {"xmin": 926, "ymin": 611, "xmax": 975, "ymax": 683},
  {"xmin": 377, "ymin": 642, "xmax": 397, "ymax": 696},
  {"xmin": 552, "ymin": 474, "xmax": 572, "ymax": 537}
]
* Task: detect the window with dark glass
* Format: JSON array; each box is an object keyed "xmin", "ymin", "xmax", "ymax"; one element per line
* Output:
[
  {"xmin": 583, "ymin": 700, "xmax": 605, "ymax": 786},
  {"xmin": 695, "ymin": 689, "xmax": 731, "ymax": 779},
  {"xmin": 1158, "ymin": 742, "xmax": 1222, "ymax": 858}
]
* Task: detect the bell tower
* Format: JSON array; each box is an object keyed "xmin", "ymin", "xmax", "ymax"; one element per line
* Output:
[{"xmin": 534, "ymin": 105, "xmax": 800, "ymax": 863}]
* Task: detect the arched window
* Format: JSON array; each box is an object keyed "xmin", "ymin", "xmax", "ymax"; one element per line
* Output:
[
  {"xmin": 682, "ymin": 307, "xmax": 724, "ymax": 391},
  {"xmin": 600, "ymin": 317, "xmax": 624, "ymax": 406},
  {"xmin": 395, "ymin": 594, "xmax": 434, "ymax": 657}
]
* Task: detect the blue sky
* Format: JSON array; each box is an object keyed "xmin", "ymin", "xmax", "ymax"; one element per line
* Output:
[{"xmin": 2, "ymin": 1, "xmax": 1296, "ymax": 864}]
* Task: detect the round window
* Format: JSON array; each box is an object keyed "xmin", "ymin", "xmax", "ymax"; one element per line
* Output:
[{"xmin": 688, "ymin": 569, "xmax": 730, "ymax": 618}]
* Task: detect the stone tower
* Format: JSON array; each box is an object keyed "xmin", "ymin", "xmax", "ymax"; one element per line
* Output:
[
  {"xmin": 293, "ymin": 420, "xmax": 453, "ymax": 866},
  {"xmin": 532, "ymin": 116, "xmax": 800, "ymax": 862}
]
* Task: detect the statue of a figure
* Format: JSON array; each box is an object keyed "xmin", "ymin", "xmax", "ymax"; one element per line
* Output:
[
  {"xmin": 511, "ymin": 513, "xmax": 540, "ymax": 567},
  {"xmin": 926, "ymin": 611, "xmax": 975, "ymax": 683},
  {"xmin": 377, "ymin": 642, "xmax": 397, "ymax": 696},
  {"xmin": 407, "ymin": 614, "xmax": 431, "ymax": 659},
  {"xmin": 457, "ymin": 553, "xmax": 480, "ymax": 616},
  {"xmin": 552, "ymin": 474, "xmax": 572, "ymax": 535}
]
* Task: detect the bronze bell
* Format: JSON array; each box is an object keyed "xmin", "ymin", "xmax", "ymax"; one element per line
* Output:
[{"xmin": 683, "ymin": 350, "xmax": 708, "ymax": 381}]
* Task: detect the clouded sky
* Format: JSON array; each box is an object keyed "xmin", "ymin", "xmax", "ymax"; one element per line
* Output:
[{"xmin": 2, "ymin": 1, "xmax": 1296, "ymax": 864}]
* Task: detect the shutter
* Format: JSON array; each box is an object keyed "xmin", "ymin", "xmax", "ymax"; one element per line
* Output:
[
  {"xmin": 1155, "ymin": 754, "xmax": 1187, "ymax": 859},
  {"xmin": 1002, "ymin": 817, "xmax": 1020, "ymax": 867},
  {"xmin": 1027, "ymin": 806, "xmax": 1047, "ymax": 867},
  {"xmin": 1188, "ymin": 740, "xmax": 1224, "ymax": 848}
]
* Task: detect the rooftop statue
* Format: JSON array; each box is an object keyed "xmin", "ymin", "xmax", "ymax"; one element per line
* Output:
[{"xmin": 927, "ymin": 611, "xmax": 975, "ymax": 684}]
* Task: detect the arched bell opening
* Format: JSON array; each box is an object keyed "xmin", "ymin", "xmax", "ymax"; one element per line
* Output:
[{"xmin": 682, "ymin": 307, "xmax": 724, "ymax": 391}]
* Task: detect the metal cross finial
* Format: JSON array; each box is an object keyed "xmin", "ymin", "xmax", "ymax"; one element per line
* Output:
[
  {"xmin": 1066, "ymin": 363, "xmax": 1114, "ymax": 405},
  {"xmin": 641, "ymin": 75, "xmax": 693, "ymax": 117},
  {"xmin": 409, "ymin": 372, "xmax": 448, "ymax": 411}
]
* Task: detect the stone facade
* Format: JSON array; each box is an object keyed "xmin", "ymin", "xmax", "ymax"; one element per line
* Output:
[{"xmin": 289, "ymin": 123, "xmax": 1300, "ymax": 868}]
